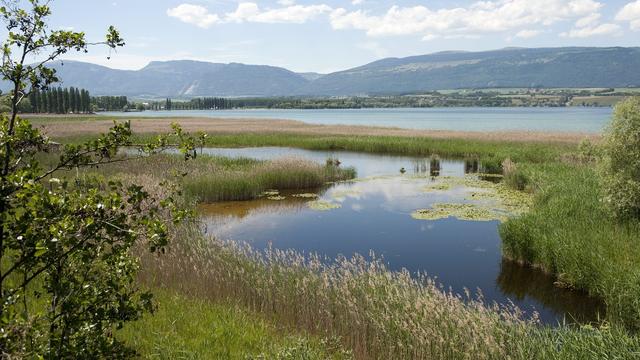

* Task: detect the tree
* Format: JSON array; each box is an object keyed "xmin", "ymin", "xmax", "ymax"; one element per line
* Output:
[
  {"xmin": 69, "ymin": 86, "xmax": 76, "ymax": 113},
  {"xmin": 74, "ymin": 87, "xmax": 80, "ymax": 113},
  {"xmin": 0, "ymin": 1, "xmax": 203, "ymax": 357},
  {"xmin": 601, "ymin": 97, "xmax": 640, "ymax": 220}
]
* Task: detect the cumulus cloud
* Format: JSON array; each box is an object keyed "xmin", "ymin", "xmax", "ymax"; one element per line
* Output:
[
  {"xmin": 167, "ymin": 4, "xmax": 220, "ymax": 28},
  {"xmin": 329, "ymin": 0, "xmax": 605, "ymax": 37},
  {"xmin": 561, "ymin": 23, "xmax": 621, "ymax": 37},
  {"xmin": 225, "ymin": 2, "xmax": 331, "ymax": 24},
  {"xmin": 167, "ymin": 0, "xmax": 629, "ymax": 40},
  {"xmin": 616, "ymin": 0, "xmax": 640, "ymax": 30}
]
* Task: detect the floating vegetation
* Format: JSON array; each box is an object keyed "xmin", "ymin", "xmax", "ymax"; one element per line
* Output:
[
  {"xmin": 292, "ymin": 193, "xmax": 319, "ymax": 198},
  {"xmin": 423, "ymin": 182, "xmax": 452, "ymax": 192},
  {"xmin": 418, "ymin": 175, "xmax": 533, "ymax": 218},
  {"xmin": 267, "ymin": 196, "xmax": 286, "ymax": 201},
  {"xmin": 308, "ymin": 200, "xmax": 342, "ymax": 211},
  {"xmin": 261, "ymin": 190, "xmax": 280, "ymax": 197},
  {"xmin": 411, "ymin": 203, "xmax": 503, "ymax": 222},
  {"xmin": 477, "ymin": 173, "xmax": 504, "ymax": 179}
]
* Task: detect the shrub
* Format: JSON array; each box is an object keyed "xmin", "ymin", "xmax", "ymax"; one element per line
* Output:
[{"xmin": 601, "ymin": 97, "xmax": 640, "ymax": 220}]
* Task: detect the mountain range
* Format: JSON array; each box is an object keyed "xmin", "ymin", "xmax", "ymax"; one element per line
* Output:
[{"xmin": 21, "ymin": 47, "xmax": 640, "ymax": 98}]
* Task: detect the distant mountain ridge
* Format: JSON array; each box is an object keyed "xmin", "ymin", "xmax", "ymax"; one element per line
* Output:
[{"xmin": 18, "ymin": 47, "xmax": 640, "ymax": 98}]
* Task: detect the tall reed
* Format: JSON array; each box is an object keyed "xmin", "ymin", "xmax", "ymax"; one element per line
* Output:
[{"xmin": 136, "ymin": 223, "xmax": 640, "ymax": 360}]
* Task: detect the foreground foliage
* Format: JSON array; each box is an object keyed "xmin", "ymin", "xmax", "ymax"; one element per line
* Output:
[{"xmin": 0, "ymin": 1, "xmax": 203, "ymax": 357}]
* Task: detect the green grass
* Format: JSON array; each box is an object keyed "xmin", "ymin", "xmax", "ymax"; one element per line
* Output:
[
  {"xmin": 500, "ymin": 163, "xmax": 640, "ymax": 330},
  {"xmin": 81, "ymin": 153, "xmax": 356, "ymax": 203},
  {"xmin": 192, "ymin": 133, "xmax": 571, "ymax": 164},
  {"xmin": 119, "ymin": 290, "xmax": 351, "ymax": 359},
  {"xmin": 52, "ymin": 130, "xmax": 575, "ymax": 166}
]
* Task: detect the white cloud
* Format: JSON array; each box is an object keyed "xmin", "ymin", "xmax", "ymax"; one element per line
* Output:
[
  {"xmin": 167, "ymin": 4, "xmax": 220, "ymax": 29},
  {"xmin": 575, "ymin": 13, "xmax": 601, "ymax": 27},
  {"xmin": 225, "ymin": 2, "xmax": 331, "ymax": 24},
  {"xmin": 329, "ymin": 0, "xmax": 605, "ymax": 37},
  {"xmin": 515, "ymin": 29, "xmax": 541, "ymax": 38},
  {"xmin": 278, "ymin": 0, "xmax": 295, "ymax": 5},
  {"xmin": 616, "ymin": 0, "xmax": 640, "ymax": 30},
  {"xmin": 561, "ymin": 23, "xmax": 621, "ymax": 37},
  {"xmin": 352, "ymin": 0, "xmax": 364, "ymax": 5}
]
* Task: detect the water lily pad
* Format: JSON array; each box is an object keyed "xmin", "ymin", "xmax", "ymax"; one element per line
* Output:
[
  {"xmin": 267, "ymin": 196, "xmax": 286, "ymax": 201},
  {"xmin": 308, "ymin": 200, "xmax": 342, "ymax": 211},
  {"xmin": 411, "ymin": 203, "xmax": 505, "ymax": 222},
  {"xmin": 292, "ymin": 193, "xmax": 319, "ymax": 198},
  {"xmin": 262, "ymin": 190, "xmax": 280, "ymax": 196},
  {"xmin": 423, "ymin": 182, "xmax": 452, "ymax": 192}
]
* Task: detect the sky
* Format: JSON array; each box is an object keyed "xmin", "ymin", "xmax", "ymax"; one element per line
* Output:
[{"xmin": 39, "ymin": 0, "xmax": 640, "ymax": 73}]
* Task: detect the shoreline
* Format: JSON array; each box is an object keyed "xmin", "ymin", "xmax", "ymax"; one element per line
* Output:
[{"xmin": 29, "ymin": 115, "xmax": 600, "ymax": 144}]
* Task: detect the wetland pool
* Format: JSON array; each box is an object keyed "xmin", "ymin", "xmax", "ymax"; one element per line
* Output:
[{"xmin": 197, "ymin": 147, "xmax": 604, "ymax": 325}]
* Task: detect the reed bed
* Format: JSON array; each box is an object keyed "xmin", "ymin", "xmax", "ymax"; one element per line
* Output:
[
  {"xmin": 183, "ymin": 157, "xmax": 356, "ymax": 202},
  {"xmin": 80, "ymin": 153, "xmax": 356, "ymax": 203},
  {"xmin": 135, "ymin": 224, "xmax": 640, "ymax": 360}
]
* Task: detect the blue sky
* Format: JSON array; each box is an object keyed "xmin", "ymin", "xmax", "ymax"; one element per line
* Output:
[{"xmin": 43, "ymin": 0, "xmax": 640, "ymax": 73}]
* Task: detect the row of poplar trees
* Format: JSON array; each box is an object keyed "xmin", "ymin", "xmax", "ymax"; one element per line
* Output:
[{"xmin": 28, "ymin": 87, "xmax": 91, "ymax": 114}]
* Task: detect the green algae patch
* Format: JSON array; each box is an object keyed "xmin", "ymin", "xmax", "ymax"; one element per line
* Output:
[
  {"xmin": 418, "ymin": 175, "xmax": 533, "ymax": 219},
  {"xmin": 308, "ymin": 200, "xmax": 342, "ymax": 211},
  {"xmin": 412, "ymin": 203, "xmax": 504, "ymax": 222},
  {"xmin": 423, "ymin": 182, "xmax": 452, "ymax": 192},
  {"xmin": 261, "ymin": 190, "xmax": 280, "ymax": 197},
  {"xmin": 292, "ymin": 193, "xmax": 319, "ymax": 198},
  {"xmin": 267, "ymin": 196, "xmax": 286, "ymax": 201}
]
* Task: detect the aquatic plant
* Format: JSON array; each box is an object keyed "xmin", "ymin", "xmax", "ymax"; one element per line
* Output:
[
  {"xmin": 412, "ymin": 203, "xmax": 503, "ymax": 222},
  {"xmin": 293, "ymin": 193, "xmax": 320, "ymax": 198},
  {"xmin": 418, "ymin": 176, "xmax": 532, "ymax": 220}
]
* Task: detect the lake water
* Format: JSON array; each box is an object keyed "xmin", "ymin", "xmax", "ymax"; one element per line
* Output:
[
  {"xmin": 102, "ymin": 107, "xmax": 612, "ymax": 133},
  {"xmin": 196, "ymin": 147, "xmax": 604, "ymax": 326}
]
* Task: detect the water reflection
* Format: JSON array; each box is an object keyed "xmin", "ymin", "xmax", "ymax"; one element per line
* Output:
[
  {"xmin": 430, "ymin": 157, "xmax": 441, "ymax": 177},
  {"xmin": 496, "ymin": 259, "xmax": 606, "ymax": 325},
  {"xmin": 196, "ymin": 147, "xmax": 604, "ymax": 326},
  {"xmin": 464, "ymin": 159, "xmax": 480, "ymax": 174}
]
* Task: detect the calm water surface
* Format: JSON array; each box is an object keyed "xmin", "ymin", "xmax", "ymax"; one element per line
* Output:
[
  {"xmin": 102, "ymin": 107, "xmax": 611, "ymax": 133},
  {"xmin": 197, "ymin": 147, "xmax": 604, "ymax": 326}
]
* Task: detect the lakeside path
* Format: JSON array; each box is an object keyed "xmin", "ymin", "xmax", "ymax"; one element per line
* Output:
[{"xmin": 28, "ymin": 115, "xmax": 600, "ymax": 144}]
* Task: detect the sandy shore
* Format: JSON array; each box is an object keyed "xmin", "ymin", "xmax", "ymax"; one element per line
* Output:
[{"xmin": 32, "ymin": 116, "xmax": 599, "ymax": 144}]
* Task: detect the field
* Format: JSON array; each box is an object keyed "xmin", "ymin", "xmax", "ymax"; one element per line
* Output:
[{"xmin": 27, "ymin": 114, "xmax": 640, "ymax": 358}]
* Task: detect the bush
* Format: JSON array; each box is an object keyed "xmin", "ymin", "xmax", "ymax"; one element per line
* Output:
[{"xmin": 601, "ymin": 97, "xmax": 640, "ymax": 220}]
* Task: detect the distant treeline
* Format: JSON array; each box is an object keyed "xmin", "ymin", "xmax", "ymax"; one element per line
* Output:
[
  {"xmin": 92, "ymin": 96, "xmax": 130, "ymax": 111},
  {"xmin": 18, "ymin": 88, "xmax": 134, "ymax": 113},
  {"xmin": 146, "ymin": 97, "xmax": 234, "ymax": 110},
  {"xmin": 27, "ymin": 87, "xmax": 91, "ymax": 113},
  {"xmin": 140, "ymin": 93, "xmax": 569, "ymax": 111}
]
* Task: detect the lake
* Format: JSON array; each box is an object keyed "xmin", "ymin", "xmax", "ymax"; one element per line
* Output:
[
  {"xmin": 102, "ymin": 107, "xmax": 612, "ymax": 133},
  {"xmin": 196, "ymin": 147, "xmax": 604, "ymax": 326}
]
